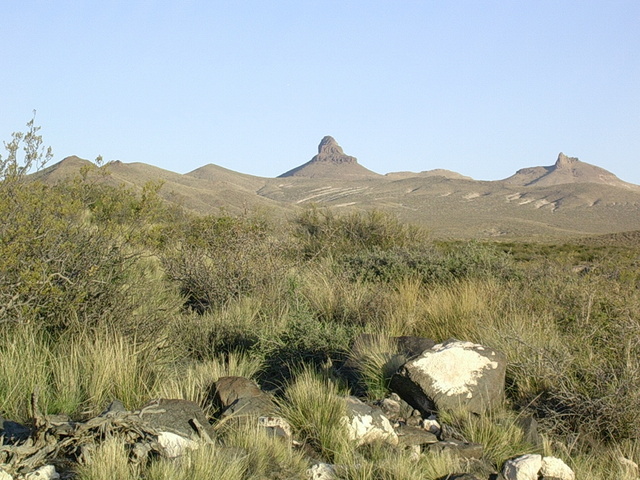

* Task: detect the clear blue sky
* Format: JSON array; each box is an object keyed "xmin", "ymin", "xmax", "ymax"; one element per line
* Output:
[{"xmin": 2, "ymin": 1, "xmax": 639, "ymax": 183}]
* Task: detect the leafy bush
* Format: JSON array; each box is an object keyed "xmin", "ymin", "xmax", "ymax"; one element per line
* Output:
[
  {"xmin": 292, "ymin": 206, "xmax": 428, "ymax": 258},
  {"xmin": 341, "ymin": 240, "xmax": 517, "ymax": 285},
  {"xmin": 162, "ymin": 214, "xmax": 288, "ymax": 312}
]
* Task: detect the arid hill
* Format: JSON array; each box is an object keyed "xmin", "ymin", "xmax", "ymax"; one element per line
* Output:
[{"xmin": 32, "ymin": 138, "xmax": 640, "ymax": 240}]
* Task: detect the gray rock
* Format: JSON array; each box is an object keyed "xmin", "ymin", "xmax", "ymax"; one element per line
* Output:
[
  {"xmin": 395, "ymin": 425, "xmax": 439, "ymax": 447},
  {"xmin": 375, "ymin": 393, "xmax": 417, "ymax": 424},
  {"xmin": 427, "ymin": 440, "xmax": 484, "ymax": 460},
  {"xmin": 307, "ymin": 462, "xmax": 337, "ymax": 480},
  {"xmin": 23, "ymin": 465, "xmax": 59, "ymax": 479},
  {"xmin": 540, "ymin": 456, "xmax": 574, "ymax": 480},
  {"xmin": 517, "ymin": 415, "xmax": 541, "ymax": 447},
  {"xmin": 390, "ymin": 339, "xmax": 506, "ymax": 416},
  {"xmin": 210, "ymin": 376, "xmax": 276, "ymax": 419},
  {"xmin": 139, "ymin": 398, "xmax": 214, "ymax": 440}
]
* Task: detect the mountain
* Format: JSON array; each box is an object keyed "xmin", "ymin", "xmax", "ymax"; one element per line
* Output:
[
  {"xmin": 278, "ymin": 136, "xmax": 380, "ymax": 179},
  {"xmin": 503, "ymin": 153, "xmax": 640, "ymax": 190},
  {"xmin": 29, "ymin": 140, "xmax": 640, "ymax": 241}
]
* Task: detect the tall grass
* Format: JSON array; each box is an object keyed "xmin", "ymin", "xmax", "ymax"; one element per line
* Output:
[
  {"xmin": 75, "ymin": 435, "xmax": 139, "ymax": 480},
  {"xmin": 154, "ymin": 352, "xmax": 263, "ymax": 408},
  {"xmin": 278, "ymin": 365, "xmax": 352, "ymax": 462}
]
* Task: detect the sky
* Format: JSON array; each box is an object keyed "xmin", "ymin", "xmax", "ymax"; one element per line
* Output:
[{"xmin": 2, "ymin": 1, "xmax": 639, "ymax": 184}]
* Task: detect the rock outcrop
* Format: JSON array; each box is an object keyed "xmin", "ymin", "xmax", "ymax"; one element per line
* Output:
[{"xmin": 278, "ymin": 136, "xmax": 380, "ymax": 179}]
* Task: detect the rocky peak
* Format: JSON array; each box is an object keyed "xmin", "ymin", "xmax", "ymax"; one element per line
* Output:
[
  {"xmin": 555, "ymin": 152, "xmax": 579, "ymax": 169},
  {"xmin": 312, "ymin": 136, "xmax": 358, "ymax": 165}
]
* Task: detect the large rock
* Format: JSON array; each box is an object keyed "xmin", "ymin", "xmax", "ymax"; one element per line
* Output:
[
  {"xmin": 210, "ymin": 376, "xmax": 277, "ymax": 419},
  {"xmin": 341, "ymin": 397, "xmax": 398, "ymax": 446},
  {"xmin": 390, "ymin": 339, "xmax": 506, "ymax": 415}
]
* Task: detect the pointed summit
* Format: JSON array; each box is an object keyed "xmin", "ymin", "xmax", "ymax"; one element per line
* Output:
[
  {"xmin": 555, "ymin": 152, "xmax": 579, "ymax": 169},
  {"xmin": 278, "ymin": 136, "xmax": 379, "ymax": 178},
  {"xmin": 310, "ymin": 136, "xmax": 358, "ymax": 165}
]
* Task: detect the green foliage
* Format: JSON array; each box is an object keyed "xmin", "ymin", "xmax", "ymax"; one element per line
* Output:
[
  {"xmin": 162, "ymin": 213, "xmax": 288, "ymax": 312},
  {"xmin": 293, "ymin": 206, "xmax": 428, "ymax": 258},
  {"xmin": 341, "ymin": 240, "xmax": 517, "ymax": 285},
  {"xmin": 0, "ymin": 112, "xmax": 52, "ymax": 183}
]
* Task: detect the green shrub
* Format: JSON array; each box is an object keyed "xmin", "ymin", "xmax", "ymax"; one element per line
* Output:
[
  {"xmin": 292, "ymin": 206, "xmax": 428, "ymax": 258},
  {"xmin": 162, "ymin": 213, "xmax": 288, "ymax": 312}
]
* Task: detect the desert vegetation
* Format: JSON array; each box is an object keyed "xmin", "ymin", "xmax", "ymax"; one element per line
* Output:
[{"xmin": 1, "ymin": 121, "xmax": 640, "ymax": 478}]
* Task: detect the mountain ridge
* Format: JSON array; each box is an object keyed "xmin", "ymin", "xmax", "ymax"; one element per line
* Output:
[{"xmin": 31, "ymin": 137, "xmax": 640, "ymax": 240}]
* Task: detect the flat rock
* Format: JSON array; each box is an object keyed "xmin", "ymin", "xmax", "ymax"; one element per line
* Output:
[
  {"xmin": 139, "ymin": 398, "xmax": 214, "ymax": 440},
  {"xmin": 395, "ymin": 425, "xmax": 439, "ymax": 447}
]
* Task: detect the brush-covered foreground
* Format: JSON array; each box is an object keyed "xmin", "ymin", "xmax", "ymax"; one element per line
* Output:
[{"xmin": 2, "ymin": 128, "xmax": 640, "ymax": 478}]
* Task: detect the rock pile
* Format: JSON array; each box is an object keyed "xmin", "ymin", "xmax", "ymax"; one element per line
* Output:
[{"xmin": 0, "ymin": 338, "xmax": 576, "ymax": 479}]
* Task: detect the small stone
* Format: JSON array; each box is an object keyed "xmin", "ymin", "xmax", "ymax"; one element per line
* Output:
[
  {"xmin": 396, "ymin": 425, "xmax": 439, "ymax": 447},
  {"xmin": 619, "ymin": 457, "xmax": 639, "ymax": 476},
  {"xmin": 421, "ymin": 415, "xmax": 441, "ymax": 435}
]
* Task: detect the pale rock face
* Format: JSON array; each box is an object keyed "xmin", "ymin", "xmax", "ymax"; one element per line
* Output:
[
  {"xmin": 502, "ymin": 454, "xmax": 543, "ymax": 480},
  {"xmin": 390, "ymin": 339, "xmax": 507, "ymax": 415},
  {"xmin": 412, "ymin": 341, "xmax": 498, "ymax": 398},
  {"xmin": 341, "ymin": 397, "xmax": 398, "ymax": 446},
  {"xmin": 307, "ymin": 463, "xmax": 337, "ymax": 480},
  {"xmin": 540, "ymin": 456, "xmax": 575, "ymax": 480},
  {"xmin": 156, "ymin": 431, "xmax": 199, "ymax": 458},
  {"xmin": 0, "ymin": 468, "xmax": 12, "ymax": 480}
]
